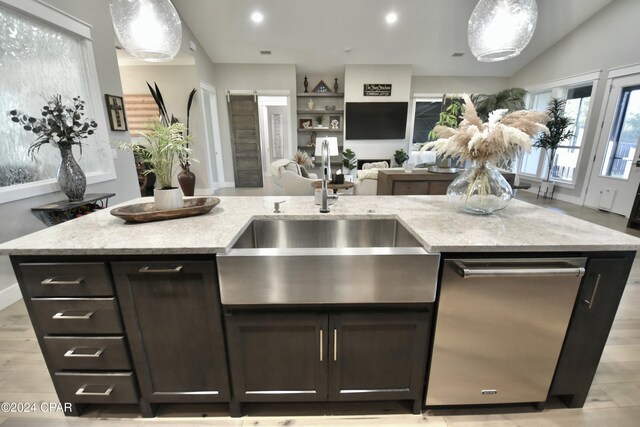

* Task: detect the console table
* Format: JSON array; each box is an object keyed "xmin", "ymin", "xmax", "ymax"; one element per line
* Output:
[
  {"xmin": 377, "ymin": 170, "xmax": 515, "ymax": 195},
  {"xmin": 31, "ymin": 193, "xmax": 116, "ymax": 226}
]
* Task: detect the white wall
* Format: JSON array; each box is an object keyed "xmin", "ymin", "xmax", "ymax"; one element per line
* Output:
[
  {"xmin": 509, "ymin": 0, "xmax": 640, "ymax": 204},
  {"xmin": 211, "ymin": 64, "xmax": 298, "ymax": 183},
  {"xmin": 411, "ymin": 76, "xmax": 509, "ymax": 95},
  {"xmin": 343, "ymin": 65, "xmax": 412, "ymax": 161},
  {"xmin": 0, "ymin": 0, "xmax": 141, "ymax": 307}
]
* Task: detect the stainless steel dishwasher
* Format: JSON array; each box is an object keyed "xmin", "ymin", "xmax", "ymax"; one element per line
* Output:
[{"xmin": 426, "ymin": 258, "xmax": 586, "ymax": 406}]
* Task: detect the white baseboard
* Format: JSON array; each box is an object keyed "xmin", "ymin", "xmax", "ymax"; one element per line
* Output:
[{"xmin": 0, "ymin": 283, "xmax": 22, "ymax": 311}]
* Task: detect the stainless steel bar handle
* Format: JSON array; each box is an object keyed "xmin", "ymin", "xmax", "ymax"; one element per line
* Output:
[
  {"xmin": 333, "ymin": 329, "xmax": 337, "ymax": 361},
  {"xmin": 64, "ymin": 347, "xmax": 105, "ymax": 358},
  {"xmin": 454, "ymin": 261, "xmax": 585, "ymax": 278},
  {"xmin": 584, "ymin": 274, "xmax": 601, "ymax": 310},
  {"xmin": 319, "ymin": 329, "xmax": 323, "ymax": 362},
  {"xmin": 138, "ymin": 266, "xmax": 183, "ymax": 274},
  {"xmin": 75, "ymin": 384, "xmax": 114, "ymax": 396},
  {"xmin": 52, "ymin": 311, "xmax": 94, "ymax": 320},
  {"xmin": 41, "ymin": 278, "xmax": 84, "ymax": 286}
]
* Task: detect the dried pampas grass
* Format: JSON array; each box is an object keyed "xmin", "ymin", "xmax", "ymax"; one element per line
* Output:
[
  {"xmin": 292, "ymin": 150, "xmax": 315, "ymax": 168},
  {"xmin": 421, "ymin": 95, "xmax": 549, "ymax": 165}
]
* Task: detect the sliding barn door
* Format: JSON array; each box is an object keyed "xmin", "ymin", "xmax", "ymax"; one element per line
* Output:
[{"xmin": 227, "ymin": 95, "xmax": 263, "ymax": 187}]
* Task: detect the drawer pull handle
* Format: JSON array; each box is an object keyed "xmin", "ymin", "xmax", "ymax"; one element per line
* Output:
[
  {"xmin": 138, "ymin": 266, "xmax": 183, "ymax": 274},
  {"xmin": 75, "ymin": 384, "xmax": 114, "ymax": 396},
  {"xmin": 64, "ymin": 347, "xmax": 105, "ymax": 358},
  {"xmin": 41, "ymin": 278, "xmax": 84, "ymax": 286},
  {"xmin": 584, "ymin": 274, "xmax": 602, "ymax": 310},
  {"xmin": 333, "ymin": 329, "xmax": 338, "ymax": 361},
  {"xmin": 319, "ymin": 329, "xmax": 323, "ymax": 362},
  {"xmin": 52, "ymin": 311, "xmax": 94, "ymax": 320}
]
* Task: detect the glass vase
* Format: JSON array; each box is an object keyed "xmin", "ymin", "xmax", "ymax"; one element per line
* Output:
[
  {"xmin": 57, "ymin": 145, "xmax": 86, "ymax": 202},
  {"xmin": 446, "ymin": 162, "xmax": 513, "ymax": 215}
]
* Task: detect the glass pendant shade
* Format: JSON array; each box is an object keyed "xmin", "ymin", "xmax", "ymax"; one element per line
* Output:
[
  {"xmin": 468, "ymin": 0, "xmax": 538, "ymax": 62},
  {"xmin": 110, "ymin": 0, "xmax": 182, "ymax": 62}
]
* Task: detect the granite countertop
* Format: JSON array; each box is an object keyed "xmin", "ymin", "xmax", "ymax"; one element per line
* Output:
[{"xmin": 1, "ymin": 195, "xmax": 639, "ymax": 255}]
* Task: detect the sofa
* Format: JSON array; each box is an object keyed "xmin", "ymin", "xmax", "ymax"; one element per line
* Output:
[
  {"xmin": 353, "ymin": 161, "xmax": 402, "ymax": 196},
  {"xmin": 270, "ymin": 160, "xmax": 319, "ymax": 196}
]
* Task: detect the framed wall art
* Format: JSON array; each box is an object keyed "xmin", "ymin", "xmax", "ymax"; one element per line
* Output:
[{"xmin": 105, "ymin": 94, "xmax": 128, "ymax": 131}]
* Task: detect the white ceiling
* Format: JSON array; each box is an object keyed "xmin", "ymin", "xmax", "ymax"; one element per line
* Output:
[{"xmin": 172, "ymin": 0, "xmax": 615, "ymax": 77}]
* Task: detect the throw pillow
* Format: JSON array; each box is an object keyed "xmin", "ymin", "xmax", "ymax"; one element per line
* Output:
[
  {"xmin": 362, "ymin": 161, "xmax": 389, "ymax": 170},
  {"xmin": 299, "ymin": 165, "xmax": 309, "ymax": 178}
]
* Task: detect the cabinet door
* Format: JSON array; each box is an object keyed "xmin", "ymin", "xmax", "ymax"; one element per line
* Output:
[
  {"xmin": 328, "ymin": 312, "xmax": 430, "ymax": 401},
  {"xmin": 226, "ymin": 313, "xmax": 328, "ymax": 401},
  {"xmin": 112, "ymin": 260, "xmax": 230, "ymax": 403},
  {"xmin": 550, "ymin": 255, "xmax": 634, "ymax": 407}
]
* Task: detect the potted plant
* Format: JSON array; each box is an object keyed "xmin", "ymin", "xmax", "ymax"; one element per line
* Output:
[
  {"xmin": 120, "ymin": 120, "xmax": 192, "ymax": 210},
  {"xmin": 147, "ymin": 83, "xmax": 198, "ymax": 196},
  {"xmin": 534, "ymin": 98, "xmax": 575, "ymax": 197},
  {"xmin": 9, "ymin": 95, "xmax": 98, "ymax": 201},
  {"xmin": 342, "ymin": 148, "xmax": 357, "ymax": 175},
  {"xmin": 472, "ymin": 88, "xmax": 527, "ymax": 122},
  {"xmin": 315, "ymin": 115, "xmax": 325, "ymax": 128},
  {"xmin": 394, "ymin": 149, "xmax": 409, "ymax": 167}
]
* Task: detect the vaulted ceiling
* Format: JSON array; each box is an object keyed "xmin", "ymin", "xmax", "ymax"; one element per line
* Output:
[{"xmin": 173, "ymin": 0, "xmax": 615, "ymax": 77}]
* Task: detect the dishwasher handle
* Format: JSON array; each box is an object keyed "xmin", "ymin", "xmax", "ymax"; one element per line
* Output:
[{"xmin": 453, "ymin": 261, "xmax": 585, "ymax": 279}]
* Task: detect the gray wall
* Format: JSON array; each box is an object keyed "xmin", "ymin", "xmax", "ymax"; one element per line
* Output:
[
  {"xmin": 411, "ymin": 76, "xmax": 509, "ymax": 95},
  {"xmin": 0, "ymin": 0, "xmax": 141, "ymax": 298},
  {"xmin": 509, "ymin": 0, "xmax": 640, "ymax": 203},
  {"xmin": 211, "ymin": 64, "xmax": 298, "ymax": 183}
]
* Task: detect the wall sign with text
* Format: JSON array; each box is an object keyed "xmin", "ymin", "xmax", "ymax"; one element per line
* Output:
[{"xmin": 363, "ymin": 84, "xmax": 392, "ymax": 96}]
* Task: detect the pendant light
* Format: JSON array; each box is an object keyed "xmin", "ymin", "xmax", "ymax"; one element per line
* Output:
[
  {"xmin": 468, "ymin": 0, "xmax": 538, "ymax": 62},
  {"xmin": 110, "ymin": 0, "xmax": 182, "ymax": 62}
]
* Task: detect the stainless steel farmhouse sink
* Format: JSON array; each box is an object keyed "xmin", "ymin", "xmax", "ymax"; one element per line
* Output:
[{"xmin": 217, "ymin": 219, "xmax": 439, "ymax": 305}]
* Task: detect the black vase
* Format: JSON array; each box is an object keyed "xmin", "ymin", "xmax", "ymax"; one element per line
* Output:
[
  {"xmin": 178, "ymin": 164, "xmax": 196, "ymax": 196},
  {"xmin": 57, "ymin": 145, "xmax": 86, "ymax": 202}
]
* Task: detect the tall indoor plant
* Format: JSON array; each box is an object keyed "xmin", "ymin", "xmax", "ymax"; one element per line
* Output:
[
  {"xmin": 534, "ymin": 98, "xmax": 575, "ymax": 196},
  {"xmin": 9, "ymin": 95, "xmax": 98, "ymax": 201},
  {"xmin": 147, "ymin": 83, "xmax": 198, "ymax": 196},
  {"xmin": 342, "ymin": 148, "xmax": 357, "ymax": 175},
  {"xmin": 121, "ymin": 120, "xmax": 192, "ymax": 210}
]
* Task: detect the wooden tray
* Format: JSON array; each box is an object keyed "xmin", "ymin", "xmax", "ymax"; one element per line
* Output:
[{"xmin": 110, "ymin": 197, "xmax": 220, "ymax": 223}]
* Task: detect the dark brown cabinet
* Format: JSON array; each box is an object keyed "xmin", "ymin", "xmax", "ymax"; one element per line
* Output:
[
  {"xmin": 225, "ymin": 311, "xmax": 430, "ymax": 414},
  {"xmin": 550, "ymin": 253, "xmax": 634, "ymax": 407},
  {"xmin": 112, "ymin": 260, "xmax": 230, "ymax": 413}
]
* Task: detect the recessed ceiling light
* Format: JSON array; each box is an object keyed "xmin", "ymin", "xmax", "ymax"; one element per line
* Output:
[
  {"xmin": 251, "ymin": 12, "xmax": 264, "ymax": 23},
  {"xmin": 386, "ymin": 12, "xmax": 398, "ymax": 24}
]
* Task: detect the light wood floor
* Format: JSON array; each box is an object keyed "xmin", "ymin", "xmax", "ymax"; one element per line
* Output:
[{"xmin": 1, "ymin": 193, "xmax": 639, "ymax": 426}]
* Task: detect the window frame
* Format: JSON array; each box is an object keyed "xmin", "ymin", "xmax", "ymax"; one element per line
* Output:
[
  {"xmin": 408, "ymin": 93, "xmax": 443, "ymax": 150},
  {"xmin": 0, "ymin": 0, "xmax": 116, "ymax": 204},
  {"xmin": 517, "ymin": 71, "xmax": 601, "ymax": 189}
]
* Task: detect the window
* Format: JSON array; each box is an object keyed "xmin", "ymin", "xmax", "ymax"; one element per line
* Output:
[
  {"xmin": 517, "ymin": 81, "xmax": 595, "ymax": 185},
  {"xmin": 0, "ymin": 0, "xmax": 114, "ymax": 203},
  {"xmin": 600, "ymin": 85, "xmax": 640, "ymax": 179},
  {"xmin": 411, "ymin": 97, "xmax": 442, "ymax": 144}
]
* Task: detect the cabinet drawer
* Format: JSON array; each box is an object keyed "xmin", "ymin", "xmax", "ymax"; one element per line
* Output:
[
  {"xmin": 44, "ymin": 336, "xmax": 131, "ymax": 371},
  {"xmin": 20, "ymin": 263, "xmax": 113, "ymax": 297},
  {"xmin": 31, "ymin": 298, "xmax": 122, "ymax": 335},
  {"xmin": 54, "ymin": 372, "xmax": 138, "ymax": 404}
]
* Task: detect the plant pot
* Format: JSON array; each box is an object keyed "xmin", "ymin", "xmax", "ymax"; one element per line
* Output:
[
  {"xmin": 539, "ymin": 181, "xmax": 555, "ymax": 198},
  {"xmin": 154, "ymin": 187, "xmax": 183, "ymax": 210},
  {"xmin": 57, "ymin": 146, "xmax": 86, "ymax": 202},
  {"xmin": 446, "ymin": 162, "xmax": 513, "ymax": 215},
  {"xmin": 178, "ymin": 164, "xmax": 196, "ymax": 197}
]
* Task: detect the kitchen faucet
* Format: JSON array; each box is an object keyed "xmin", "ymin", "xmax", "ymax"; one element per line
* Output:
[{"xmin": 319, "ymin": 140, "xmax": 338, "ymax": 213}]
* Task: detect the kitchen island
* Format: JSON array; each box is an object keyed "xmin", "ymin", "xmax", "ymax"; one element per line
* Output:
[{"xmin": 0, "ymin": 195, "xmax": 638, "ymax": 417}]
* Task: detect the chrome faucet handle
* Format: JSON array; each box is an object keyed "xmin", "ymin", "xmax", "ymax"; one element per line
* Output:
[{"xmin": 273, "ymin": 200, "xmax": 286, "ymax": 213}]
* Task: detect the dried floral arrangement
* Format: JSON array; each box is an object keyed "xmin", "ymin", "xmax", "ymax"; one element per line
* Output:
[
  {"xmin": 9, "ymin": 95, "xmax": 98, "ymax": 158},
  {"xmin": 292, "ymin": 150, "xmax": 315, "ymax": 169},
  {"xmin": 421, "ymin": 94, "xmax": 549, "ymax": 165}
]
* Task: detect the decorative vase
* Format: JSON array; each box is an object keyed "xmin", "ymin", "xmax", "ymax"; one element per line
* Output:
[
  {"xmin": 57, "ymin": 145, "xmax": 86, "ymax": 202},
  {"xmin": 303, "ymin": 76, "xmax": 309, "ymax": 93},
  {"xmin": 334, "ymin": 78, "xmax": 339, "ymax": 93},
  {"xmin": 154, "ymin": 187, "xmax": 183, "ymax": 210},
  {"xmin": 308, "ymin": 98, "xmax": 314, "ymax": 110},
  {"xmin": 446, "ymin": 162, "xmax": 513, "ymax": 215},
  {"xmin": 177, "ymin": 163, "xmax": 196, "ymax": 196}
]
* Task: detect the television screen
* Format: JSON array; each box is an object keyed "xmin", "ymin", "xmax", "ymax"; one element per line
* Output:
[{"xmin": 345, "ymin": 102, "xmax": 408, "ymax": 140}]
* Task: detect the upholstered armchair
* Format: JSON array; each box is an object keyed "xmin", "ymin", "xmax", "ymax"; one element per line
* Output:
[{"xmin": 281, "ymin": 169, "xmax": 320, "ymax": 195}]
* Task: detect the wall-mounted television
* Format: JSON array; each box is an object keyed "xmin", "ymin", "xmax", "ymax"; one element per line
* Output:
[{"xmin": 345, "ymin": 102, "xmax": 408, "ymax": 140}]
